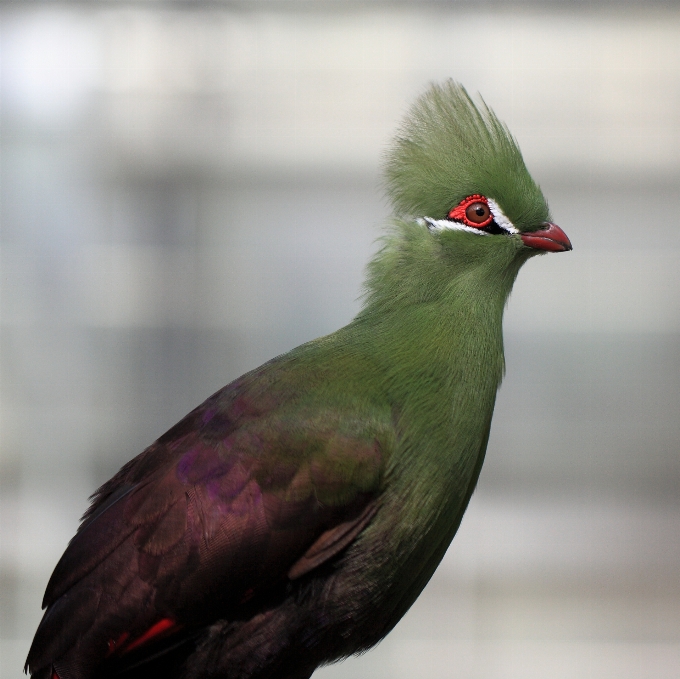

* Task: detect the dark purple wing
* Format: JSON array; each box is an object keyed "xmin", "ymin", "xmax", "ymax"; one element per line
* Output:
[{"xmin": 26, "ymin": 366, "xmax": 388, "ymax": 679}]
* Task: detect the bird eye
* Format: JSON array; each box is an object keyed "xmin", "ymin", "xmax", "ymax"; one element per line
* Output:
[
  {"xmin": 447, "ymin": 194, "xmax": 493, "ymax": 228},
  {"xmin": 465, "ymin": 202, "xmax": 490, "ymax": 224}
]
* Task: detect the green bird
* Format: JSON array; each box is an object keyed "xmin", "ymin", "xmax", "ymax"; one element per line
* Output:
[{"xmin": 26, "ymin": 81, "xmax": 570, "ymax": 679}]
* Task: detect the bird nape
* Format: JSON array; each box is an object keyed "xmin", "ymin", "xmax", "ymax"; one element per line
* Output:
[{"xmin": 26, "ymin": 81, "xmax": 571, "ymax": 679}]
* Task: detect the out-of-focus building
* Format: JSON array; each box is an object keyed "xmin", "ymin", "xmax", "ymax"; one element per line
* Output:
[{"xmin": 2, "ymin": 3, "xmax": 680, "ymax": 678}]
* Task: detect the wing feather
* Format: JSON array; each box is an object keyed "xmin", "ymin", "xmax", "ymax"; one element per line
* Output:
[{"xmin": 27, "ymin": 369, "xmax": 390, "ymax": 679}]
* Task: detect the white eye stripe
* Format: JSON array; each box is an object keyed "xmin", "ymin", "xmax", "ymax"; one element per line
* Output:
[
  {"xmin": 487, "ymin": 199, "xmax": 518, "ymax": 234},
  {"xmin": 418, "ymin": 198, "xmax": 518, "ymax": 236},
  {"xmin": 418, "ymin": 217, "xmax": 490, "ymax": 235}
]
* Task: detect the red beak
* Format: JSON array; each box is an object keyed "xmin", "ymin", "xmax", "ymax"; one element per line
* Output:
[{"xmin": 520, "ymin": 222, "xmax": 572, "ymax": 252}]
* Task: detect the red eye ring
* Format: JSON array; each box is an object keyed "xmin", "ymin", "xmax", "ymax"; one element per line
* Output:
[{"xmin": 447, "ymin": 195, "xmax": 493, "ymax": 228}]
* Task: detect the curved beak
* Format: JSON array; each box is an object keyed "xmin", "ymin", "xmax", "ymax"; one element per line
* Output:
[{"xmin": 520, "ymin": 222, "xmax": 572, "ymax": 252}]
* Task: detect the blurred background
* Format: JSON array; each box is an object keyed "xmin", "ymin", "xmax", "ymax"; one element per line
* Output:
[{"xmin": 1, "ymin": 1, "xmax": 680, "ymax": 678}]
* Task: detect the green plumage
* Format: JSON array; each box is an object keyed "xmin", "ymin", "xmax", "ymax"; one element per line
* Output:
[
  {"xmin": 239, "ymin": 79, "xmax": 555, "ymax": 646},
  {"xmin": 26, "ymin": 80, "xmax": 566, "ymax": 679},
  {"xmin": 285, "ymin": 79, "xmax": 556, "ymax": 641},
  {"xmin": 384, "ymin": 80, "xmax": 550, "ymax": 229}
]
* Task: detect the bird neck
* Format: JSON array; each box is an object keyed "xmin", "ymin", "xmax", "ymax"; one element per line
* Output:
[
  {"xmin": 352, "ymin": 221, "xmax": 525, "ymax": 506},
  {"xmin": 338, "ymin": 224, "xmax": 527, "ymax": 612},
  {"xmin": 354, "ymin": 221, "xmax": 524, "ymax": 406}
]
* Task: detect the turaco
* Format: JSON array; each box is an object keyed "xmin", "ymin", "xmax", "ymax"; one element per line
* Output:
[{"xmin": 26, "ymin": 81, "xmax": 571, "ymax": 679}]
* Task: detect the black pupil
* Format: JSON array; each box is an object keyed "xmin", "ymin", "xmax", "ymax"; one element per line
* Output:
[{"xmin": 475, "ymin": 207, "xmax": 486, "ymax": 217}]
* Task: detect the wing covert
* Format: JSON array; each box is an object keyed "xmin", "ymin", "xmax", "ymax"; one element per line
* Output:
[{"xmin": 27, "ymin": 369, "xmax": 391, "ymax": 678}]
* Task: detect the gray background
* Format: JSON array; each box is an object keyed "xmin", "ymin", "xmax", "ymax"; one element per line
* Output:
[{"xmin": 2, "ymin": 2, "xmax": 680, "ymax": 678}]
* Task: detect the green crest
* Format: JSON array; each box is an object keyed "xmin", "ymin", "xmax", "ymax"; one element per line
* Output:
[{"xmin": 383, "ymin": 81, "xmax": 550, "ymax": 231}]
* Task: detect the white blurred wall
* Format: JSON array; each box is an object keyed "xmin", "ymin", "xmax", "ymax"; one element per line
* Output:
[
  {"xmin": 4, "ymin": 5, "xmax": 679, "ymax": 176},
  {"xmin": 2, "ymin": 4, "xmax": 680, "ymax": 679}
]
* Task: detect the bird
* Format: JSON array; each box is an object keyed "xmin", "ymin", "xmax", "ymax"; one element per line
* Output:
[{"xmin": 26, "ymin": 81, "xmax": 571, "ymax": 679}]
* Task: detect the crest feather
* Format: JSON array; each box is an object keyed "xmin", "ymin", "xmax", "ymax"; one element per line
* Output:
[{"xmin": 383, "ymin": 81, "xmax": 549, "ymax": 231}]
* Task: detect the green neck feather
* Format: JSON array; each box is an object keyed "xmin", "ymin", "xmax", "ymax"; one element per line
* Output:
[
  {"xmin": 352, "ymin": 220, "xmax": 530, "ymax": 473},
  {"xmin": 341, "ymin": 220, "xmax": 532, "ymax": 616}
]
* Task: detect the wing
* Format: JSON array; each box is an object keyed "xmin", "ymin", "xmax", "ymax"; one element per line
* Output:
[{"xmin": 26, "ymin": 362, "xmax": 390, "ymax": 679}]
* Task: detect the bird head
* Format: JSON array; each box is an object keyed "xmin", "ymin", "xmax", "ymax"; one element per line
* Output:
[{"xmin": 383, "ymin": 81, "xmax": 571, "ymax": 257}]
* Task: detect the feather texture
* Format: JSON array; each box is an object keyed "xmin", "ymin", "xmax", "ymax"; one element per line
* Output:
[
  {"xmin": 26, "ymin": 81, "xmax": 566, "ymax": 679},
  {"xmin": 384, "ymin": 81, "xmax": 550, "ymax": 230}
]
